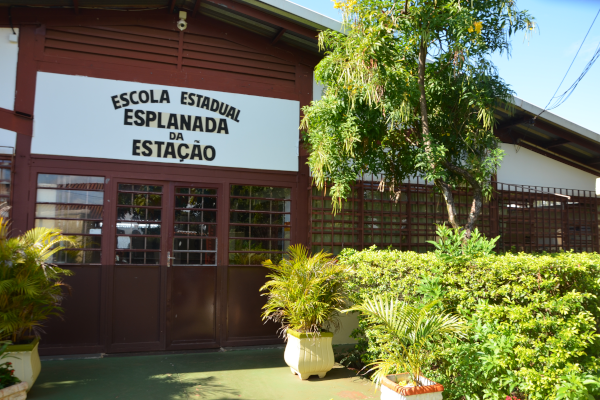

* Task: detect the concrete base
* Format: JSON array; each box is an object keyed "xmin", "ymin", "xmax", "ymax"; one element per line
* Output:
[
  {"xmin": 0, "ymin": 382, "xmax": 28, "ymax": 400},
  {"xmin": 27, "ymin": 347, "xmax": 379, "ymax": 399}
]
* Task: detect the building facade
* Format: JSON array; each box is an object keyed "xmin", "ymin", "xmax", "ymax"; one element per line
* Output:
[{"xmin": 1, "ymin": 0, "xmax": 600, "ymax": 356}]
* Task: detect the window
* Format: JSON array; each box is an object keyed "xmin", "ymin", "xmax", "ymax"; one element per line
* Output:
[
  {"xmin": 229, "ymin": 185, "xmax": 291, "ymax": 266},
  {"xmin": 35, "ymin": 174, "xmax": 105, "ymax": 264},
  {"xmin": 173, "ymin": 187, "xmax": 218, "ymax": 266},
  {"xmin": 0, "ymin": 159, "xmax": 11, "ymax": 215},
  {"xmin": 115, "ymin": 184, "xmax": 162, "ymax": 265}
]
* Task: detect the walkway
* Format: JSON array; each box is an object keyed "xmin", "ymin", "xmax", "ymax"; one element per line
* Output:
[{"xmin": 28, "ymin": 347, "xmax": 379, "ymax": 400}]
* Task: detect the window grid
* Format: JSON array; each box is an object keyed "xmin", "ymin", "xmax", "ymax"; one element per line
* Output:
[
  {"xmin": 172, "ymin": 187, "xmax": 218, "ymax": 266},
  {"xmin": 229, "ymin": 185, "xmax": 292, "ymax": 266},
  {"xmin": 115, "ymin": 184, "xmax": 163, "ymax": 266},
  {"xmin": 0, "ymin": 159, "xmax": 11, "ymax": 206},
  {"xmin": 35, "ymin": 174, "xmax": 105, "ymax": 264}
]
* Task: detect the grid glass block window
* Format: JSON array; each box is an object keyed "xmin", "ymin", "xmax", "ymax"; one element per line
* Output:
[
  {"xmin": 116, "ymin": 184, "xmax": 163, "ymax": 265},
  {"xmin": 229, "ymin": 185, "xmax": 291, "ymax": 266},
  {"xmin": 0, "ymin": 159, "xmax": 11, "ymax": 215},
  {"xmin": 172, "ymin": 187, "xmax": 218, "ymax": 266},
  {"xmin": 35, "ymin": 174, "xmax": 105, "ymax": 264}
]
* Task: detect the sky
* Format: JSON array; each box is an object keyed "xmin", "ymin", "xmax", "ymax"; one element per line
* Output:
[{"xmin": 289, "ymin": 0, "xmax": 600, "ymax": 134}]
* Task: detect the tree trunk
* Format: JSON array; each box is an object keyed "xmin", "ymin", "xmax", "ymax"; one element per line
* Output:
[
  {"xmin": 443, "ymin": 163, "xmax": 485, "ymax": 240},
  {"xmin": 464, "ymin": 183, "xmax": 483, "ymax": 239},
  {"xmin": 436, "ymin": 179, "xmax": 460, "ymax": 229}
]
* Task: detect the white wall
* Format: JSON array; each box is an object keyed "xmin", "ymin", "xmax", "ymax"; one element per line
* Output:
[
  {"xmin": 497, "ymin": 143, "xmax": 598, "ymax": 191},
  {"xmin": 333, "ymin": 313, "xmax": 358, "ymax": 345},
  {"xmin": 0, "ymin": 28, "xmax": 19, "ymax": 111}
]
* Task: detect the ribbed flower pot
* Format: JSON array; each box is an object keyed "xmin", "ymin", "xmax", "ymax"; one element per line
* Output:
[
  {"xmin": 5, "ymin": 339, "xmax": 41, "ymax": 392},
  {"xmin": 0, "ymin": 382, "xmax": 28, "ymax": 400},
  {"xmin": 284, "ymin": 330, "xmax": 335, "ymax": 380},
  {"xmin": 381, "ymin": 373, "xmax": 444, "ymax": 400}
]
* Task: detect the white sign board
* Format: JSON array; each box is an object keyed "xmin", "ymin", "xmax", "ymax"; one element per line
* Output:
[{"xmin": 32, "ymin": 72, "xmax": 300, "ymax": 171}]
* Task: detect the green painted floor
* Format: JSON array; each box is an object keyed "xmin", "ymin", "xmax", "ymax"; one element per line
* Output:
[{"xmin": 28, "ymin": 348, "xmax": 379, "ymax": 400}]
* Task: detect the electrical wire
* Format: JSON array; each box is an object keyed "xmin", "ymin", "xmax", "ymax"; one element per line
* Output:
[{"xmin": 540, "ymin": 8, "xmax": 600, "ymax": 115}]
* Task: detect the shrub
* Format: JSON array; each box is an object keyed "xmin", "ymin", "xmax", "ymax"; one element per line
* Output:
[
  {"xmin": 343, "ymin": 296, "xmax": 467, "ymax": 387},
  {"xmin": 339, "ymin": 247, "xmax": 600, "ymax": 400},
  {"xmin": 0, "ymin": 216, "xmax": 74, "ymax": 343},
  {"xmin": 260, "ymin": 244, "xmax": 347, "ymax": 335}
]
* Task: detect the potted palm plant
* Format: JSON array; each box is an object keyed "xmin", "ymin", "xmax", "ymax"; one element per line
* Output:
[
  {"xmin": 260, "ymin": 245, "xmax": 347, "ymax": 380},
  {"xmin": 343, "ymin": 296, "xmax": 467, "ymax": 399},
  {"xmin": 0, "ymin": 211, "xmax": 74, "ymax": 391}
]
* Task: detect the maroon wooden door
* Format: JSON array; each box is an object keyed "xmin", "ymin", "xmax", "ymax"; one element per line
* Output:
[
  {"xmin": 166, "ymin": 183, "xmax": 220, "ymax": 350},
  {"xmin": 108, "ymin": 180, "xmax": 221, "ymax": 353}
]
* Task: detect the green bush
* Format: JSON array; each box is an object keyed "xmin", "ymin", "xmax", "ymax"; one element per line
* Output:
[
  {"xmin": 339, "ymin": 247, "xmax": 600, "ymax": 400},
  {"xmin": 0, "ymin": 216, "xmax": 74, "ymax": 343}
]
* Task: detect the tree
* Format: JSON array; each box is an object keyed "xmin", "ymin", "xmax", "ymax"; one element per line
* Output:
[{"xmin": 301, "ymin": 0, "xmax": 535, "ymax": 239}]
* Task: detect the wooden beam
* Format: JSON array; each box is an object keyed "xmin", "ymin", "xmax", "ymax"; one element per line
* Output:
[
  {"xmin": 588, "ymin": 158, "xmax": 600, "ymax": 166},
  {"xmin": 192, "ymin": 0, "xmax": 202, "ymax": 17},
  {"xmin": 543, "ymin": 138, "xmax": 570, "ymax": 149},
  {"xmin": 73, "ymin": 0, "xmax": 79, "ymax": 14},
  {"xmin": 271, "ymin": 28, "xmax": 286, "ymax": 45},
  {"xmin": 169, "ymin": 0, "xmax": 176, "ymax": 14},
  {"xmin": 205, "ymin": 0, "xmax": 318, "ymax": 39},
  {"xmin": 532, "ymin": 118, "xmax": 600, "ymax": 155},
  {"xmin": 495, "ymin": 114, "xmax": 534, "ymax": 131}
]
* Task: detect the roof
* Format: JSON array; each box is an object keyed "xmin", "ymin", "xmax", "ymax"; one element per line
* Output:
[
  {"xmin": 495, "ymin": 97, "xmax": 600, "ymax": 176},
  {"xmin": 0, "ymin": 0, "xmax": 343, "ymax": 53}
]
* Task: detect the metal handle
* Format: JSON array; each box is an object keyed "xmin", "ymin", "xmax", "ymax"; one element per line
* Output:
[{"xmin": 167, "ymin": 251, "xmax": 176, "ymax": 267}]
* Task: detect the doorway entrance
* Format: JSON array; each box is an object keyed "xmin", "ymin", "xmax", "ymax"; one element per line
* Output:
[{"xmin": 109, "ymin": 181, "xmax": 221, "ymax": 353}]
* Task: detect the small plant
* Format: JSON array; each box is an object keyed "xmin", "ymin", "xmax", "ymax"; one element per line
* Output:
[
  {"xmin": 343, "ymin": 295, "xmax": 467, "ymax": 387},
  {"xmin": 555, "ymin": 370, "xmax": 600, "ymax": 400},
  {"xmin": 427, "ymin": 224, "xmax": 499, "ymax": 260},
  {"xmin": 0, "ymin": 341, "xmax": 20, "ymax": 389},
  {"xmin": 260, "ymin": 244, "xmax": 347, "ymax": 335},
  {"xmin": 0, "ymin": 214, "xmax": 75, "ymax": 343}
]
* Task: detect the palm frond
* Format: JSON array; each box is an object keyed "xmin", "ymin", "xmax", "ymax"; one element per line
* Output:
[{"xmin": 343, "ymin": 294, "xmax": 467, "ymax": 387}]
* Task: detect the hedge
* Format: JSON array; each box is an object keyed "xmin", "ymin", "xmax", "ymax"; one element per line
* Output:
[{"xmin": 339, "ymin": 248, "xmax": 600, "ymax": 399}]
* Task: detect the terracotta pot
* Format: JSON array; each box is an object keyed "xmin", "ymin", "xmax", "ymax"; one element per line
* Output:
[
  {"xmin": 284, "ymin": 329, "xmax": 335, "ymax": 380},
  {"xmin": 5, "ymin": 339, "xmax": 41, "ymax": 392},
  {"xmin": 0, "ymin": 382, "xmax": 28, "ymax": 400},
  {"xmin": 381, "ymin": 373, "xmax": 444, "ymax": 400}
]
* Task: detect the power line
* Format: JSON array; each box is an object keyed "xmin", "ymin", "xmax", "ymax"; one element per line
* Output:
[{"xmin": 540, "ymin": 8, "xmax": 600, "ymax": 115}]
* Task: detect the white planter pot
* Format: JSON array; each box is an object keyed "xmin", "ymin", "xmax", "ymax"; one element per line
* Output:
[
  {"xmin": 6, "ymin": 339, "xmax": 41, "ymax": 392},
  {"xmin": 284, "ymin": 330, "xmax": 335, "ymax": 380},
  {"xmin": 0, "ymin": 382, "xmax": 28, "ymax": 400},
  {"xmin": 381, "ymin": 373, "xmax": 444, "ymax": 400}
]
